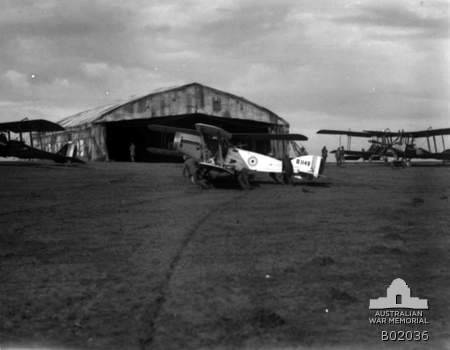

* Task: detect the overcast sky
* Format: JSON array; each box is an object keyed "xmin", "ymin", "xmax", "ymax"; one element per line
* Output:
[{"xmin": 0, "ymin": 0, "xmax": 448, "ymax": 152}]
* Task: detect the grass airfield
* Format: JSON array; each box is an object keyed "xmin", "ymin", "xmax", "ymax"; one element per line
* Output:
[{"xmin": 0, "ymin": 161, "xmax": 449, "ymax": 350}]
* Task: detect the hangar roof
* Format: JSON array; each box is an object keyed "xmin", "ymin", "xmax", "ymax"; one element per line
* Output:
[
  {"xmin": 58, "ymin": 82, "xmax": 289, "ymax": 129},
  {"xmin": 58, "ymin": 102, "xmax": 124, "ymax": 128}
]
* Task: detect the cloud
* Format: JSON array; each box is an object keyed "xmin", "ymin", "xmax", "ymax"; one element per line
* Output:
[
  {"xmin": 333, "ymin": 1, "xmax": 449, "ymax": 39},
  {"xmin": 2, "ymin": 70, "xmax": 31, "ymax": 91},
  {"xmin": 0, "ymin": 0, "xmax": 448, "ymax": 154}
]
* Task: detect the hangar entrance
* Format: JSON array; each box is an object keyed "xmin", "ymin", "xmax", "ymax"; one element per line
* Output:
[{"xmin": 104, "ymin": 114, "xmax": 275, "ymax": 162}]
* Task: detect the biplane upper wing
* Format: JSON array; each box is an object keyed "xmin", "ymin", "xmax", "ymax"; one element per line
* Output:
[
  {"xmin": 0, "ymin": 119, "xmax": 64, "ymax": 133},
  {"xmin": 147, "ymin": 124, "xmax": 200, "ymax": 136},
  {"xmin": 195, "ymin": 123, "xmax": 232, "ymax": 140},
  {"xmin": 403, "ymin": 128, "xmax": 450, "ymax": 138},
  {"xmin": 149, "ymin": 123, "xmax": 307, "ymax": 141},
  {"xmin": 363, "ymin": 130, "xmax": 404, "ymax": 137},
  {"xmin": 232, "ymin": 133, "xmax": 308, "ymax": 141},
  {"xmin": 363, "ymin": 128, "xmax": 450, "ymax": 138},
  {"xmin": 316, "ymin": 129, "xmax": 371, "ymax": 137}
]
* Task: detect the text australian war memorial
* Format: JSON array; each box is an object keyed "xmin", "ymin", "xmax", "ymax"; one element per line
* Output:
[{"xmin": 37, "ymin": 83, "xmax": 293, "ymax": 162}]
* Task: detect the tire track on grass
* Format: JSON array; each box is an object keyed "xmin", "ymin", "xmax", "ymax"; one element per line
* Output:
[{"xmin": 138, "ymin": 191, "xmax": 248, "ymax": 350}]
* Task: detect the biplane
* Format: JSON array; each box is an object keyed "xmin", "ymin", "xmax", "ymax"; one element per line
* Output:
[
  {"xmin": 317, "ymin": 127, "xmax": 450, "ymax": 166},
  {"xmin": 148, "ymin": 123, "xmax": 324, "ymax": 189},
  {"xmin": 0, "ymin": 119, "xmax": 84, "ymax": 163}
]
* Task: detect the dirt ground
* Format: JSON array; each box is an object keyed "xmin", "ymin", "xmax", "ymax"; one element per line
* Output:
[{"xmin": 0, "ymin": 161, "xmax": 449, "ymax": 350}]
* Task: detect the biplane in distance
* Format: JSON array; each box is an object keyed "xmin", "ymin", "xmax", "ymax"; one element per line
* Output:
[
  {"xmin": 0, "ymin": 119, "xmax": 84, "ymax": 163},
  {"xmin": 317, "ymin": 127, "xmax": 450, "ymax": 166},
  {"xmin": 148, "ymin": 123, "xmax": 324, "ymax": 189}
]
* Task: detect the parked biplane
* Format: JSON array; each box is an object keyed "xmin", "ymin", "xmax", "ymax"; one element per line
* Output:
[
  {"xmin": 317, "ymin": 127, "xmax": 450, "ymax": 166},
  {"xmin": 0, "ymin": 119, "xmax": 84, "ymax": 163},
  {"xmin": 148, "ymin": 123, "xmax": 324, "ymax": 189}
]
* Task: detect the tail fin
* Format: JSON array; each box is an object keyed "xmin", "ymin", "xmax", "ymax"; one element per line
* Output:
[
  {"xmin": 292, "ymin": 155, "xmax": 323, "ymax": 180},
  {"xmin": 57, "ymin": 144, "xmax": 68, "ymax": 157},
  {"xmin": 57, "ymin": 143, "xmax": 78, "ymax": 158},
  {"xmin": 54, "ymin": 143, "xmax": 84, "ymax": 163}
]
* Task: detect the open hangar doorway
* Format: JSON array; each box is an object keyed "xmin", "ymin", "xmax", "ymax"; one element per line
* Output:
[{"xmin": 104, "ymin": 114, "xmax": 276, "ymax": 162}]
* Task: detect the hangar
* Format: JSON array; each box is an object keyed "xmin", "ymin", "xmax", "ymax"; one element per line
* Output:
[{"xmin": 37, "ymin": 82, "xmax": 290, "ymax": 161}]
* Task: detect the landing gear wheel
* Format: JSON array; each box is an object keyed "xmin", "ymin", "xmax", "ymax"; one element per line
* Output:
[
  {"xmin": 401, "ymin": 159, "xmax": 407, "ymax": 168},
  {"xmin": 237, "ymin": 169, "xmax": 251, "ymax": 190},
  {"xmin": 269, "ymin": 172, "xmax": 282, "ymax": 184},
  {"xmin": 195, "ymin": 168, "xmax": 212, "ymax": 189},
  {"xmin": 282, "ymin": 156, "xmax": 294, "ymax": 185}
]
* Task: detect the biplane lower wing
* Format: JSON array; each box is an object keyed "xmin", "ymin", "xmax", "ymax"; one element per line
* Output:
[
  {"xmin": 414, "ymin": 148, "xmax": 450, "ymax": 160},
  {"xmin": 329, "ymin": 149, "xmax": 381, "ymax": 161},
  {"xmin": 316, "ymin": 130, "xmax": 371, "ymax": 137},
  {"xmin": 434, "ymin": 150, "xmax": 450, "ymax": 160}
]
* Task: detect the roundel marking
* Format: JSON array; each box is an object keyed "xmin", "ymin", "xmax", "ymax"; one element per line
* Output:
[{"xmin": 248, "ymin": 156, "xmax": 258, "ymax": 166}]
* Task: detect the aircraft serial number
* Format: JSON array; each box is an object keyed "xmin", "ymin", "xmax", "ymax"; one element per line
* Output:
[{"xmin": 381, "ymin": 330, "xmax": 429, "ymax": 341}]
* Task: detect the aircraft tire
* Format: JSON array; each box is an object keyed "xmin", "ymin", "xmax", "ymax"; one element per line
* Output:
[
  {"xmin": 269, "ymin": 172, "xmax": 282, "ymax": 184},
  {"xmin": 237, "ymin": 169, "xmax": 251, "ymax": 190},
  {"xmin": 194, "ymin": 168, "xmax": 212, "ymax": 189},
  {"xmin": 196, "ymin": 167, "xmax": 208, "ymax": 181}
]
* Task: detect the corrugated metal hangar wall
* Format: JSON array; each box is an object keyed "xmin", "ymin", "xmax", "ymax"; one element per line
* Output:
[{"xmin": 37, "ymin": 83, "xmax": 290, "ymax": 161}]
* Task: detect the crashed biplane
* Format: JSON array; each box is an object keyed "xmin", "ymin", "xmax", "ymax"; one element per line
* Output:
[
  {"xmin": 148, "ymin": 123, "xmax": 324, "ymax": 189},
  {"xmin": 317, "ymin": 127, "xmax": 450, "ymax": 166},
  {"xmin": 0, "ymin": 119, "xmax": 84, "ymax": 163}
]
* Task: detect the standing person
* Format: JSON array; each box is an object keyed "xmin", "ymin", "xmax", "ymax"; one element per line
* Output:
[
  {"xmin": 0, "ymin": 133, "xmax": 7, "ymax": 146},
  {"xmin": 182, "ymin": 155, "xmax": 210, "ymax": 189},
  {"xmin": 321, "ymin": 146, "xmax": 328, "ymax": 162},
  {"xmin": 335, "ymin": 147, "xmax": 343, "ymax": 166},
  {"xmin": 129, "ymin": 142, "xmax": 136, "ymax": 162},
  {"xmin": 182, "ymin": 155, "xmax": 198, "ymax": 184},
  {"xmin": 335, "ymin": 146, "xmax": 343, "ymax": 166},
  {"xmin": 334, "ymin": 147, "xmax": 341, "ymax": 166},
  {"xmin": 339, "ymin": 146, "xmax": 345, "ymax": 166},
  {"xmin": 320, "ymin": 146, "xmax": 328, "ymax": 173}
]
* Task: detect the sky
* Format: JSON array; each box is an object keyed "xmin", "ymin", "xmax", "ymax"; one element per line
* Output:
[{"xmin": 0, "ymin": 0, "xmax": 448, "ymax": 153}]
